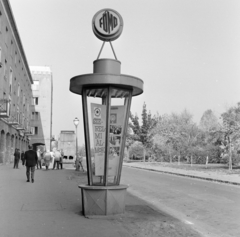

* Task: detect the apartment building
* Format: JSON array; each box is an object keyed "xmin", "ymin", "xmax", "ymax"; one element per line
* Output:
[
  {"xmin": 30, "ymin": 66, "xmax": 53, "ymax": 152},
  {"xmin": 0, "ymin": 0, "xmax": 33, "ymax": 164}
]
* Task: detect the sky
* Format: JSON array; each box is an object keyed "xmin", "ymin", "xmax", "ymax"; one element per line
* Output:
[{"xmin": 9, "ymin": 0, "xmax": 240, "ymax": 145}]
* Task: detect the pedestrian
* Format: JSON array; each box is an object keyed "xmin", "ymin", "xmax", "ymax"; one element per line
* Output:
[
  {"xmin": 36, "ymin": 149, "xmax": 42, "ymax": 169},
  {"xmin": 13, "ymin": 148, "xmax": 20, "ymax": 169},
  {"xmin": 75, "ymin": 155, "xmax": 83, "ymax": 171},
  {"xmin": 43, "ymin": 150, "xmax": 52, "ymax": 170},
  {"xmin": 49, "ymin": 150, "xmax": 55, "ymax": 169},
  {"xmin": 59, "ymin": 150, "xmax": 64, "ymax": 169},
  {"xmin": 52, "ymin": 150, "xmax": 61, "ymax": 170},
  {"xmin": 24, "ymin": 145, "xmax": 38, "ymax": 183},
  {"xmin": 21, "ymin": 150, "xmax": 25, "ymax": 166}
]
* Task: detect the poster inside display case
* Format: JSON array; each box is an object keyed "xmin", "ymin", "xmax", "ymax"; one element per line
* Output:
[{"xmin": 91, "ymin": 103, "xmax": 125, "ymax": 176}]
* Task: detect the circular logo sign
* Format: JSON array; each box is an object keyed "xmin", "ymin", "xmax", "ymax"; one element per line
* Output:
[
  {"xmin": 92, "ymin": 9, "xmax": 123, "ymax": 41},
  {"xmin": 94, "ymin": 107, "xmax": 101, "ymax": 118}
]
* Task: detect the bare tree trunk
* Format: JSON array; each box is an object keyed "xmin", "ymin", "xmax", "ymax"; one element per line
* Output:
[
  {"xmin": 229, "ymin": 136, "xmax": 232, "ymax": 170},
  {"xmin": 191, "ymin": 155, "xmax": 193, "ymax": 167},
  {"xmin": 205, "ymin": 155, "xmax": 209, "ymax": 169},
  {"xmin": 143, "ymin": 148, "xmax": 146, "ymax": 162},
  {"xmin": 178, "ymin": 152, "xmax": 180, "ymax": 165},
  {"xmin": 168, "ymin": 144, "xmax": 172, "ymax": 163}
]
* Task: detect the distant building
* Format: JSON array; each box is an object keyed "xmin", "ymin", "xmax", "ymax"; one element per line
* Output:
[
  {"xmin": 0, "ymin": 0, "xmax": 33, "ymax": 164},
  {"xmin": 58, "ymin": 131, "xmax": 76, "ymax": 160},
  {"xmin": 30, "ymin": 66, "xmax": 53, "ymax": 151}
]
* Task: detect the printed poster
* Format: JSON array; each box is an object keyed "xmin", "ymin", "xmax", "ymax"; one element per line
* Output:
[{"xmin": 91, "ymin": 103, "xmax": 126, "ymax": 176}]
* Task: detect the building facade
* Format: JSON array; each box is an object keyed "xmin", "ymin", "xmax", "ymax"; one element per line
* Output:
[
  {"xmin": 58, "ymin": 131, "xmax": 76, "ymax": 160},
  {"xmin": 0, "ymin": 0, "xmax": 33, "ymax": 164},
  {"xmin": 30, "ymin": 66, "xmax": 53, "ymax": 151}
]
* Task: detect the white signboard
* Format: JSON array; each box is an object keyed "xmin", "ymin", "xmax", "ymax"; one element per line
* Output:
[{"xmin": 91, "ymin": 103, "xmax": 126, "ymax": 176}]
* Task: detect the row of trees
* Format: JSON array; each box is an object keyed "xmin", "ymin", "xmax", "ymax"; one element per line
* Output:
[{"xmin": 127, "ymin": 102, "xmax": 240, "ymax": 170}]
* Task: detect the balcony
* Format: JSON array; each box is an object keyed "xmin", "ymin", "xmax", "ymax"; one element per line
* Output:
[
  {"xmin": 7, "ymin": 115, "xmax": 19, "ymax": 125},
  {"xmin": 0, "ymin": 99, "xmax": 10, "ymax": 118},
  {"xmin": 24, "ymin": 129, "xmax": 34, "ymax": 136},
  {"xmin": 15, "ymin": 121, "xmax": 25, "ymax": 131},
  {"xmin": 15, "ymin": 126, "xmax": 25, "ymax": 131}
]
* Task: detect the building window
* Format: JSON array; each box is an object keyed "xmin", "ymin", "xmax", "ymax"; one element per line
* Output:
[
  {"xmin": 17, "ymin": 107, "xmax": 20, "ymax": 123},
  {"xmin": 14, "ymin": 51, "xmax": 17, "ymax": 65},
  {"xmin": 34, "ymin": 127, "xmax": 38, "ymax": 135},
  {"xmin": 26, "ymin": 99, "xmax": 29, "ymax": 113},
  {"xmin": 5, "ymin": 27, "xmax": 8, "ymax": 47},
  {"xmin": 26, "ymin": 119, "xmax": 28, "ymax": 130},
  {"xmin": 13, "ymin": 104, "xmax": 16, "ymax": 118},
  {"xmin": 10, "ymin": 40, "xmax": 13, "ymax": 57},
  {"xmin": 0, "ymin": 11, "xmax": 2, "ymax": 32},
  {"xmin": 32, "ymin": 111, "xmax": 39, "ymax": 120},
  {"xmin": 13, "ymin": 77, "xmax": 16, "ymax": 95},
  {"xmin": 17, "ymin": 84, "xmax": 20, "ymax": 97},
  {"xmin": 0, "ymin": 47, "xmax": 2, "ymax": 65},
  {"xmin": 9, "ymin": 68, "xmax": 13, "ymax": 94},
  {"xmin": 23, "ymin": 94, "xmax": 25, "ymax": 106},
  {"xmin": 3, "ymin": 59, "xmax": 7, "ymax": 79},
  {"xmin": 33, "ymin": 97, "xmax": 39, "ymax": 105},
  {"xmin": 8, "ymin": 97, "xmax": 11, "ymax": 116},
  {"xmin": 22, "ymin": 113, "xmax": 25, "ymax": 127}
]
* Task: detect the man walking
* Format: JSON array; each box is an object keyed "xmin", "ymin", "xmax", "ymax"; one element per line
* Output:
[
  {"xmin": 52, "ymin": 150, "xmax": 61, "ymax": 170},
  {"xmin": 13, "ymin": 148, "xmax": 20, "ymax": 169},
  {"xmin": 24, "ymin": 145, "xmax": 38, "ymax": 183},
  {"xmin": 21, "ymin": 150, "xmax": 25, "ymax": 166}
]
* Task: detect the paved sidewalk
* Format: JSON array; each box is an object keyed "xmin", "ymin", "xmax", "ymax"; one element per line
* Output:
[
  {"xmin": 0, "ymin": 163, "xmax": 203, "ymax": 237},
  {"xmin": 123, "ymin": 162, "xmax": 240, "ymax": 186},
  {"xmin": 0, "ymin": 164, "xmax": 131, "ymax": 237}
]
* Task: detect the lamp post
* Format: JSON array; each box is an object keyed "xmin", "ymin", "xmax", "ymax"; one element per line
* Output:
[{"xmin": 73, "ymin": 117, "xmax": 79, "ymax": 160}]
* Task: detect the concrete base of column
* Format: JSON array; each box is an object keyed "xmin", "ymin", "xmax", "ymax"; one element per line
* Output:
[{"xmin": 78, "ymin": 184, "xmax": 128, "ymax": 216}]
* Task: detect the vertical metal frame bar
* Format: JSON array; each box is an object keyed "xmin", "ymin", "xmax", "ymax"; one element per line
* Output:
[
  {"xmin": 116, "ymin": 89, "xmax": 133, "ymax": 184},
  {"xmin": 109, "ymin": 41, "xmax": 118, "ymax": 60},
  {"xmin": 97, "ymin": 41, "xmax": 105, "ymax": 60},
  {"xmin": 81, "ymin": 189, "xmax": 85, "ymax": 215},
  {"xmin": 82, "ymin": 88, "xmax": 93, "ymax": 185},
  {"xmin": 103, "ymin": 86, "xmax": 112, "ymax": 186}
]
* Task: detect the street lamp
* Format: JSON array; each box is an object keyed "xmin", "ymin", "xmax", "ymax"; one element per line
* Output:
[{"xmin": 73, "ymin": 117, "xmax": 79, "ymax": 160}]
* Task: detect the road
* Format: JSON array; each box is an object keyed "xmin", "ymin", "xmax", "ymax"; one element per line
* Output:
[{"xmin": 121, "ymin": 166, "xmax": 240, "ymax": 237}]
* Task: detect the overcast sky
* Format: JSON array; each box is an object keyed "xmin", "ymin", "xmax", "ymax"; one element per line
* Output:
[{"xmin": 9, "ymin": 0, "xmax": 240, "ymax": 145}]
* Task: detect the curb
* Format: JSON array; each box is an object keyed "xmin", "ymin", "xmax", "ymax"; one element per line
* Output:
[{"xmin": 124, "ymin": 165, "xmax": 240, "ymax": 186}]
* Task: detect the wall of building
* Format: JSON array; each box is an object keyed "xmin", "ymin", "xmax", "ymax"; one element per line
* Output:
[
  {"xmin": 30, "ymin": 66, "xmax": 53, "ymax": 152},
  {"xmin": 58, "ymin": 131, "xmax": 76, "ymax": 160},
  {"xmin": 0, "ymin": 0, "xmax": 33, "ymax": 164}
]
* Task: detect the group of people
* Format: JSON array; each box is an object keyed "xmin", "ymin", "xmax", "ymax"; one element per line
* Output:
[
  {"xmin": 36, "ymin": 149, "xmax": 64, "ymax": 170},
  {"xmin": 13, "ymin": 148, "xmax": 25, "ymax": 169},
  {"xmin": 13, "ymin": 145, "xmax": 64, "ymax": 183}
]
